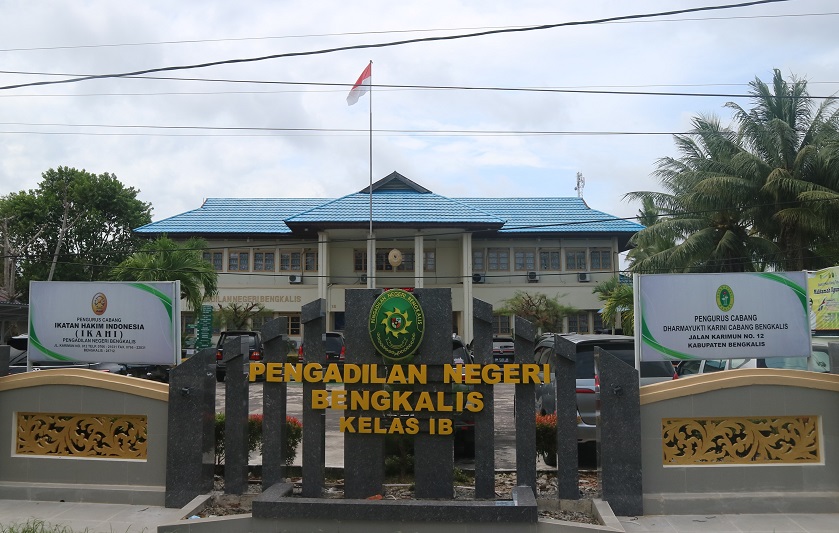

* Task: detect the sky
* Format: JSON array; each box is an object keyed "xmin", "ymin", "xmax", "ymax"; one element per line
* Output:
[{"xmin": 1, "ymin": 0, "xmax": 838, "ymax": 227}]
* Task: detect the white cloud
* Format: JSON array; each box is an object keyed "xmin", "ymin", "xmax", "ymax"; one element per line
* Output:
[{"xmin": 1, "ymin": 0, "xmax": 838, "ymax": 226}]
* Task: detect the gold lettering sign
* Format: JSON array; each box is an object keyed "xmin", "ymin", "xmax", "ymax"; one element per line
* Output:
[
  {"xmin": 16, "ymin": 412, "xmax": 147, "ymax": 459},
  {"xmin": 662, "ymin": 416, "xmax": 819, "ymax": 465}
]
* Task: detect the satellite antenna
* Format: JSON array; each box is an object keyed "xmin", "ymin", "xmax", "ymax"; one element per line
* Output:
[{"xmin": 574, "ymin": 172, "xmax": 585, "ymax": 198}]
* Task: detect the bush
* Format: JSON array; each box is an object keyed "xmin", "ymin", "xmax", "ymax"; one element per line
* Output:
[
  {"xmin": 535, "ymin": 412, "xmax": 558, "ymax": 467},
  {"xmin": 215, "ymin": 413, "xmax": 302, "ymax": 466}
]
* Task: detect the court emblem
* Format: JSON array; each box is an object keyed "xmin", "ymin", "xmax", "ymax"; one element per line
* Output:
[{"xmin": 369, "ymin": 289, "xmax": 425, "ymax": 364}]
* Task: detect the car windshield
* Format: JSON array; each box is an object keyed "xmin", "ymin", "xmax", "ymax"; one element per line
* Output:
[
  {"xmin": 325, "ymin": 336, "xmax": 343, "ymax": 353},
  {"xmin": 575, "ymin": 346, "xmax": 674, "ymax": 379}
]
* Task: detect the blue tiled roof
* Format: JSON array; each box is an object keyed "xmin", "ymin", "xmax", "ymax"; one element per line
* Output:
[
  {"xmin": 134, "ymin": 174, "xmax": 643, "ymax": 236},
  {"xmin": 134, "ymin": 198, "xmax": 326, "ymax": 234},
  {"xmin": 285, "ymin": 191, "xmax": 504, "ymax": 225},
  {"xmin": 456, "ymin": 198, "xmax": 643, "ymax": 234}
]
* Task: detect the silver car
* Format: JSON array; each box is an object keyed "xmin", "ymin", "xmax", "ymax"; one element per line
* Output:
[{"xmin": 534, "ymin": 333, "xmax": 677, "ymax": 443}]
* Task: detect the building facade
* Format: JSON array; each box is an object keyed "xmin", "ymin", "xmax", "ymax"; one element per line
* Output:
[{"xmin": 135, "ymin": 172, "xmax": 643, "ymax": 344}]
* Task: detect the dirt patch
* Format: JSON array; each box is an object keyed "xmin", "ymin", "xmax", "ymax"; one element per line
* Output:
[{"xmin": 198, "ymin": 471, "xmax": 601, "ymax": 525}]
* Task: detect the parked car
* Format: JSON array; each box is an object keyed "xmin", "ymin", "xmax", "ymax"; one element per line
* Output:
[
  {"xmin": 534, "ymin": 333, "xmax": 678, "ymax": 443},
  {"xmin": 297, "ymin": 332, "xmax": 346, "ymax": 365},
  {"xmin": 120, "ymin": 364, "xmax": 172, "ymax": 383},
  {"xmin": 4, "ymin": 335, "xmax": 128, "ymax": 376},
  {"xmin": 215, "ymin": 330, "xmax": 264, "ymax": 382},
  {"xmin": 492, "ymin": 335, "xmax": 515, "ymax": 364},
  {"xmin": 676, "ymin": 342, "xmax": 833, "ymax": 377}
]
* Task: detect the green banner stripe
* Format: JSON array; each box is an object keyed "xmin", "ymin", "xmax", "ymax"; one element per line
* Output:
[
  {"xmin": 129, "ymin": 283, "xmax": 174, "ymax": 321},
  {"xmin": 29, "ymin": 328, "xmax": 74, "ymax": 362},
  {"xmin": 640, "ymin": 314, "xmax": 697, "ymax": 361},
  {"xmin": 757, "ymin": 272, "xmax": 808, "ymax": 314}
]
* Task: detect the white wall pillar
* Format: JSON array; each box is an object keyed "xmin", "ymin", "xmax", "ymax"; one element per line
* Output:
[
  {"xmin": 414, "ymin": 234, "xmax": 424, "ymax": 289},
  {"xmin": 462, "ymin": 232, "xmax": 473, "ymax": 343},
  {"xmin": 367, "ymin": 233, "xmax": 376, "ymax": 289},
  {"xmin": 318, "ymin": 231, "xmax": 329, "ymax": 301}
]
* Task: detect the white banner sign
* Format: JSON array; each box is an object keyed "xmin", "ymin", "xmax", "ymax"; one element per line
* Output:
[
  {"xmin": 28, "ymin": 281, "xmax": 180, "ymax": 364},
  {"xmin": 637, "ymin": 272, "xmax": 810, "ymax": 362}
]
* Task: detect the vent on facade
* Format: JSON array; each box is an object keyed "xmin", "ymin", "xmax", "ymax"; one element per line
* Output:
[
  {"xmin": 526, "ymin": 271, "xmax": 539, "ymax": 283},
  {"xmin": 289, "ymin": 274, "xmax": 302, "ymax": 284},
  {"xmin": 577, "ymin": 272, "xmax": 592, "ymax": 282},
  {"xmin": 472, "ymin": 273, "xmax": 486, "ymax": 284}
]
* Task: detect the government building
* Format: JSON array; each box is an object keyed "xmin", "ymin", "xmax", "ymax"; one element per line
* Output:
[{"xmin": 135, "ymin": 172, "xmax": 642, "ymax": 344}]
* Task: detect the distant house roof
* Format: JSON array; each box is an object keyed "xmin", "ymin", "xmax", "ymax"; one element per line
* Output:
[{"xmin": 135, "ymin": 171, "xmax": 643, "ymax": 246}]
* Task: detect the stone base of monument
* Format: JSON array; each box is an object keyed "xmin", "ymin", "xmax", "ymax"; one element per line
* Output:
[{"xmin": 248, "ymin": 482, "xmax": 538, "ymax": 530}]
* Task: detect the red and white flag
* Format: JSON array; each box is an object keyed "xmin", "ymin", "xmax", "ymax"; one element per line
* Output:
[{"xmin": 346, "ymin": 63, "xmax": 371, "ymax": 106}]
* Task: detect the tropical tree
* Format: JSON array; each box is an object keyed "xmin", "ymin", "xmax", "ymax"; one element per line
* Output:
[
  {"xmin": 494, "ymin": 291, "xmax": 577, "ymax": 334},
  {"xmin": 0, "ymin": 167, "xmax": 152, "ymax": 300},
  {"xmin": 110, "ymin": 236, "xmax": 218, "ymax": 312},
  {"xmin": 624, "ymin": 197, "xmax": 677, "ymax": 270},
  {"xmin": 627, "ymin": 69, "xmax": 839, "ymax": 273},
  {"xmin": 592, "ymin": 276, "xmax": 634, "ymax": 335},
  {"xmin": 216, "ymin": 302, "xmax": 267, "ymax": 330}
]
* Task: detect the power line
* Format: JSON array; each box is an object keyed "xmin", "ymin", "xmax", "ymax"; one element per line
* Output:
[
  {"xmin": 0, "ymin": 0, "xmax": 790, "ymax": 92},
  {"xmin": 2, "ymin": 10, "xmax": 834, "ymax": 54}
]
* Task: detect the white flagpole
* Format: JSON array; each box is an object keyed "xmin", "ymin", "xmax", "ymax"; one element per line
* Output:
[{"xmin": 367, "ymin": 60, "xmax": 374, "ymax": 289}]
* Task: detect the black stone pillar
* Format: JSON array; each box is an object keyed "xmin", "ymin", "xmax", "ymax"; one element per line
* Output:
[
  {"xmin": 412, "ymin": 288, "xmax": 454, "ymax": 499},
  {"xmin": 165, "ymin": 348, "xmax": 216, "ymax": 507},
  {"xmin": 301, "ymin": 299, "xmax": 327, "ymax": 498},
  {"xmin": 261, "ymin": 317, "xmax": 289, "ymax": 491},
  {"xmin": 829, "ymin": 342, "xmax": 839, "ymax": 375},
  {"xmin": 472, "ymin": 298, "xmax": 495, "ymax": 499},
  {"xmin": 596, "ymin": 347, "xmax": 642, "ymax": 516},
  {"xmin": 343, "ymin": 289, "xmax": 385, "ymax": 499},
  {"xmin": 223, "ymin": 336, "xmax": 250, "ymax": 495},
  {"xmin": 513, "ymin": 317, "xmax": 536, "ymax": 496},
  {"xmin": 0, "ymin": 345, "xmax": 9, "ymax": 376},
  {"xmin": 553, "ymin": 334, "xmax": 580, "ymax": 499}
]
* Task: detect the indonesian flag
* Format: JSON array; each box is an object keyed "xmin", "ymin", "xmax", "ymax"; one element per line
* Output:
[{"xmin": 346, "ymin": 63, "xmax": 371, "ymax": 106}]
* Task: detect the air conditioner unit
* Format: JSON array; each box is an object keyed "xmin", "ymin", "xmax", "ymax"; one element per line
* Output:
[
  {"xmin": 526, "ymin": 271, "xmax": 539, "ymax": 283},
  {"xmin": 360, "ymin": 274, "xmax": 368, "ymax": 284},
  {"xmin": 288, "ymin": 274, "xmax": 302, "ymax": 284},
  {"xmin": 577, "ymin": 272, "xmax": 592, "ymax": 282},
  {"xmin": 472, "ymin": 273, "xmax": 486, "ymax": 284}
]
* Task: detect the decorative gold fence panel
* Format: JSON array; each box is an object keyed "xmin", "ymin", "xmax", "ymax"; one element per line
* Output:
[
  {"xmin": 15, "ymin": 412, "xmax": 147, "ymax": 459},
  {"xmin": 662, "ymin": 416, "xmax": 820, "ymax": 465}
]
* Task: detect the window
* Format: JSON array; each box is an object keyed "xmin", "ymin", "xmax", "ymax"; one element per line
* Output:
[
  {"xmin": 493, "ymin": 315, "xmax": 512, "ymax": 336},
  {"xmin": 487, "ymin": 248, "xmax": 509, "ymax": 271},
  {"xmin": 203, "ymin": 251, "xmax": 223, "ymax": 271},
  {"xmin": 539, "ymin": 250, "xmax": 561, "ymax": 270},
  {"xmin": 253, "ymin": 251, "xmax": 275, "ymax": 272},
  {"xmin": 280, "ymin": 251, "xmax": 302, "ymax": 272},
  {"xmin": 353, "ymin": 250, "xmax": 367, "ymax": 272},
  {"xmin": 228, "ymin": 250, "xmax": 250, "ymax": 272},
  {"xmin": 423, "ymin": 250, "xmax": 436, "ymax": 272},
  {"xmin": 514, "ymin": 249, "xmax": 536, "ymax": 271},
  {"xmin": 285, "ymin": 315, "xmax": 301, "ymax": 336},
  {"xmin": 472, "ymin": 249, "xmax": 485, "ymax": 272},
  {"xmin": 567, "ymin": 312, "xmax": 590, "ymax": 333},
  {"xmin": 593, "ymin": 313, "xmax": 606, "ymax": 333},
  {"xmin": 590, "ymin": 248, "xmax": 612, "ymax": 271},
  {"xmin": 566, "ymin": 249, "xmax": 587, "ymax": 271},
  {"xmin": 303, "ymin": 250, "xmax": 318, "ymax": 271}
]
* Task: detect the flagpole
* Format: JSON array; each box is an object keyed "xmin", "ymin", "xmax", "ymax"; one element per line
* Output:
[{"xmin": 367, "ymin": 60, "xmax": 374, "ymax": 289}]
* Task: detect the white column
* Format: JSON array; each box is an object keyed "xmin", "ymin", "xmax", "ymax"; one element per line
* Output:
[
  {"xmin": 318, "ymin": 232, "xmax": 329, "ymax": 301},
  {"xmin": 462, "ymin": 232, "xmax": 473, "ymax": 343},
  {"xmin": 414, "ymin": 234, "xmax": 424, "ymax": 289},
  {"xmin": 367, "ymin": 232, "xmax": 376, "ymax": 289}
]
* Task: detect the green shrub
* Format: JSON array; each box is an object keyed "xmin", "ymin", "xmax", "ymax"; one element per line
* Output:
[{"xmin": 215, "ymin": 413, "xmax": 302, "ymax": 466}]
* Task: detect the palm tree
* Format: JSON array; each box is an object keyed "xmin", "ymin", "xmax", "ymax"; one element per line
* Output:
[
  {"xmin": 726, "ymin": 69, "xmax": 839, "ymax": 270},
  {"xmin": 626, "ymin": 115, "xmax": 778, "ymax": 273},
  {"xmin": 592, "ymin": 276, "xmax": 634, "ymax": 335},
  {"xmin": 110, "ymin": 236, "xmax": 218, "ymax": 312},
  {"xmin": 624, "ymin": 197, "xmax": 677, "ymax": 270},
  {"xmin": 627, "ymin": 70, "xmax": 839, "ymax": 273}
]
